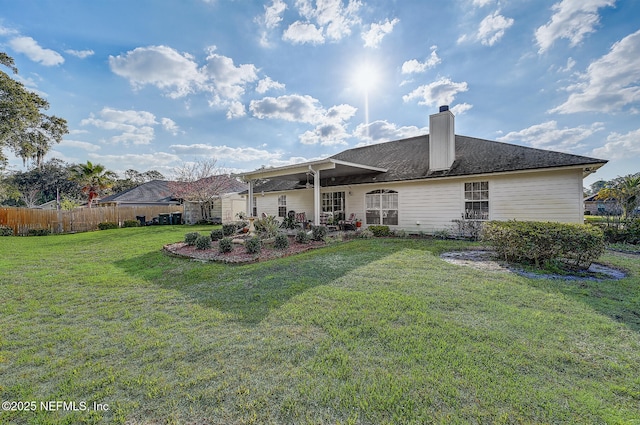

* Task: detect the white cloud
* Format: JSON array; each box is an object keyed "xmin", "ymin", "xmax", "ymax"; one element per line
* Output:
[
  {"xmin": 256, "ymin": 76, "xmax": 286, "ymax": 94},
  {"xmin": 535, "ymin": 0, "xmax": 615, "ymax": 54},
  {"xmin": 203, "ymin": 46, "xmax": 259, "ymax": 103},
  {"xmin": 264, "ymin": 0, "xmax": 288, "ymax": 29},
  {"xmin": 592, "ymin": 128, "xmax": 640, "ymax": 160},
  {"xmin": 80, "ymin": 107, "xmax": 159, "ymax": 145},
  {"xmin": 65, "ymin": 49, "xmax": 95, "ymax": 58},
  {"xmin": 170, "ymin": 143, "xmax": 283, "ymax": 162},
  {"xmin": 8, "ymin": 36, "xmax": 64, "ymax": 66},
  {"xmin": 161, "ymin": 118, "xmax": 180, "ymax": 135},
  {"xmin": 451, "ymin": 103, "xmax": 473, "ymax": 116},
  {"xmin": 250, "ymin": 94, "xmax": 357, "ymax": 145},
  {"xmin": 362, "ymin": 18, "xmax": 399, "ymax": 48},
  {"xmin": 283, "ymin": 21, "xmax": 325, "ymax": 44},
  {"xmin": 59, "ymin": 139, "xmax": 102, "ymax": 152},
  {"xmin": 109, "ymin": 45, "xmax": 205, "ymax": 98},
  {"xmin": 403, "ymin": 77, "xmax": 469, "ymax": 107},
  {"xmin": 353, "ymin": 120, "xmax": 427, "ymax": 145},
  {"xmin": 550, "ymin": 29, "xmax": 640, "ymax": 114},
  {"xmin": 497, "ymin": 120, "xmax": 604, "ymax": 152},
  {"xmin": 87, "ymin": 152, "xmax": 181, "ymax": 176},
  {"xmin": 477, "ymin": 10, "xmax": 514, "ymax": 46},
  {"xmin": 401, "ymin": 46, "xmax": 441, "ymax": 74},
  {"xmin": 226, "ymin": 101, "xmax": 246, "ymax": 119},
  {"xmin": 472, "ymin": 0, "xmax": 494, "ymax": 6}
]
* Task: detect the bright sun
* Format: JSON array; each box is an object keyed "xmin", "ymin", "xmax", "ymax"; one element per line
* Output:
[{"xmin": 352, "ymin": 62, "xmax": 380, "ymax": 92}]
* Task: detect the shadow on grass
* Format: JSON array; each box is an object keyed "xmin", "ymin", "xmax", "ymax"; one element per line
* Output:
[{"xmin": 114, "ymin": 238, "xmax": 442, "ymax": 326}]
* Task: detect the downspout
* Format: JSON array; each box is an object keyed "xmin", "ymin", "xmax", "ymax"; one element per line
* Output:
[{"xmin": 247, "ymin": 179, "xmax": 254, "ymax": 218}]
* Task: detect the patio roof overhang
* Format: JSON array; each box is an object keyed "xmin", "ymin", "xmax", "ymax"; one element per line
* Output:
[
  {"xmin": 236, "ymin": 158, "xmax": 387, "ymax": 182},
  {"xmin": 235, "ymin": 159, "xmax": 387, "ymax": 225}
]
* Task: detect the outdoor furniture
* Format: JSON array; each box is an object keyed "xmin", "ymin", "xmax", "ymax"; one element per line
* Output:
[
  {"xmin": 320, "ymin": 212, "xmax": 339, "ymax": 231},
  {"xmin": 295, "ymin": 212, "xmax": 308, "ymax": 229},
  {"xmin": 339, "ymin": 213, "xmax": 357, "ymax": 231},
  {"xmin": 135, "ymin": 215, "xmax": 146, "ymax": 226}
]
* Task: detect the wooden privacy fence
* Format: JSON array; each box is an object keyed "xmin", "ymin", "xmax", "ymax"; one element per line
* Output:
[{"xmin": 0, "ymin": 206, "xmax": 184, "ymax": 236}]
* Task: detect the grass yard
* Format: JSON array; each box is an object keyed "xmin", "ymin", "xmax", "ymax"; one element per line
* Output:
[{"xmin": 1, "ymin": 226, "xmax": 639, "ymax": 424}]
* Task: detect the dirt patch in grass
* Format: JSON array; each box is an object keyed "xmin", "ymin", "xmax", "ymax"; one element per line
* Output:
[
  {"xmin": 164, "ymin": 237, "xmax": 327, "ymax": 264},
  {"xmin": 441, "ymin": 249, "xmax": 626, "ymax": 280}
]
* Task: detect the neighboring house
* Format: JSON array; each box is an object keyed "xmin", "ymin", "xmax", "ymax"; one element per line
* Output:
[
  {"xmin": 584, "ymin": 193, "xmax": 621, "ymax": 216},
  {"xmin": 237, "ymin": 106, "xmax": 608, "ymax": 233},
  {"xmin": 99, "ymin": 177, "xmax": 247, "ymax": 224}
]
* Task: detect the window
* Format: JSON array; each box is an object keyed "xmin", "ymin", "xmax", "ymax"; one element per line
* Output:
[
  {"xmin": 366, "ymin": 190, "xmax": 398, "ymax": 225},
  {"xmin": 278, "ymin": 195, "xmax": 287, "ymax": 217},
  {"xmin": 322, "ymin": 192, "xmax": 345, "ymax": 221},
  {"xmin": 252, "ymin": 196, "xmax": 257, "ymax": 217},
  {"xmin": 464, "ymin": 182, "xmax": 489, "ymax": 220}
]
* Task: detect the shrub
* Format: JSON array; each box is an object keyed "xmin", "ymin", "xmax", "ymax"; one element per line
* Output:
[
  {"xmin": 358, "ymin": 229, "xmax": 374, "ymax": 239},
  {"xmin": 218, "ymin": 237, "xmax": 233, "ymax": 253},
  {"xmin": 311, "ymin": 225, "xmax": 328, "ymax": 241},
  {"xmin": 451, "ymin": 217, "xmax": 484, "ymax": 241},
  {"xmin": 222, "ymin": 224, "xmax": 237, "ymax": 236},
  {"xmin": 184, "ymin": 232, "xmax": 199, "ymax": 246},
  {"xmin": 0, "ymin": 226, "xmax": 13, "ymax": 236},
  {"xmin": 295, "ymin": 230, "xmax": 311, "ymax": 244},
  {"xmin": 195, "ymin": 235, "xmax": 211, "ymax": 250},
  {"xmin": 254, "ymin": 215, "xmax": 280, "ymax": 238},
  {"xmin": 393, "ymin": 229, "xmax": 408, "ymax": 238},
  {"xmin": 27, "ymin": 228, "xmax": 51, "ymax": 236},
  {"xmin": 368, "ymin": 225, "xmax": 391, "ymax": 237},
  {"xmin": 245, "ymin": 236, "xmax": 262, "ymax": 254},
  {"xmin": 98, "ymin": 222, "xmax": 119, "ymax": 230},
  {"xmin": 210, "ymin": 229, "xmax": 224, "ymax": 241},
  {"xmin": 482, "ymin": 220, "xmax": 605, "ymax": 270},
  {"xmin": 122, "ymin": 220, "xmax": 139, "ymax": 228},
  {"xmin": 274, "ymin": 233, "xmax": 290, "ymax": 250}
]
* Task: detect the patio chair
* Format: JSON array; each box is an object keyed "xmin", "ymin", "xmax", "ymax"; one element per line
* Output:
[
  {"xmin": 339, "ymin": 213, "xmax": 357, "ymax": 231},
  {"xmin": 295, "ymin": 212, "xmax": 308, "ymax": 229}
]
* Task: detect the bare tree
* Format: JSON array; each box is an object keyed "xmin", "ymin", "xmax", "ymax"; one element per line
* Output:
[{"xmin": 169, "ymin": 159, "xmax": 241, "ymax": 222}]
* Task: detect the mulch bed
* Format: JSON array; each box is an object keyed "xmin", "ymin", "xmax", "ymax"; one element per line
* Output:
[{"xmin": 164, "ymin": 238, "xmax": 327, "ymax": 264}]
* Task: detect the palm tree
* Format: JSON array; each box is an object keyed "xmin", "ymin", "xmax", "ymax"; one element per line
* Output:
[
  {"xmin": 70, "ymin": 161, "xmax": 116, "ymax": 208},
  {"xmin": 597, "ymin": 173, "xmax": 640, "ymax": 219}
]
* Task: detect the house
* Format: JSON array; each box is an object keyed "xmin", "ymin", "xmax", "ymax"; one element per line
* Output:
[
  {"xmin": 237, "ymin": 106, "xmax": 608, "ymax": 233},
  {"xmin": 99, "ymin": 177, "xmax": 247, "ymax": 224},
  {"xmin": 584, "ymin": 193, "xmax": 621, "ymax": 216}
]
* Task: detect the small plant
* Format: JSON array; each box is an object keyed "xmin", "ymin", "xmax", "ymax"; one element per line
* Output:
[
  {"xmin": 274, "ymin": 233, "xmax": 290, "ymax": 249},
  {"xmin": 254, "ymin": 215, "xmax": 280, "ymax": 238},
  {"xmin": 218, "ymin": 237, "xmax": 233, "ymax": 253},
  {"xmin": 0, "ymin": 226, "xmax": 13, "ymax": 236},
  {"xmin": 433, "ymin": 229, "xmax": 450, "ymax": 240},
  {"xmin": 210, "ymin": 229, "xmax": 224, "ymax": 241},
  {"xmin": 184, "ymin": 232, "xmax": 199, "ymax": 246},
  {"xmin": 311, "ymin": 225, "xmax": 328, "ymax": 241},
  {"xmin": 195, "ymin": 234, "xmax": 211, "ymax": 250},
  {"xmin": 295, "ymin": 230, "xmax": 311, "ymax": 244},
  {"xmin": 368, "ymin": 225, "xmax": 391, "ymax": 237},
  {"xmin": 245, "ymin": 236, "xmax": 262, "ymax": 254},
  {"xmin": 222, "ymin": 224, "xmax": 237, "ymax": 236},
  {"xmin": 122, "ymin": 220, "xmax": 139, "ymax": 228},
  {"xmin": 98, "ymin": 222, "xmax": 119, "ymax": 230},
  {"xmin": 394, "ymin": 229, "xmax": 408, "ymax": 238}
]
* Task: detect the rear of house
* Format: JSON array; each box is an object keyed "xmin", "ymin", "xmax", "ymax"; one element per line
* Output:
[{"xmin": 239, "ymin": 106, "xmax": 607, "ymax": 233}]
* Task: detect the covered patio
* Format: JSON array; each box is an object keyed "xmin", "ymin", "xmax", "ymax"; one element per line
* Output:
[{"xmin": 237, "ymin": 159, "xmax": 387, "ymax": 226}]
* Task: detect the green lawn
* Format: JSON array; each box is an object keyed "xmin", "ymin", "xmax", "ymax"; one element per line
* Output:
[{"xmin": 1, "ymin": 226, "xmax": 639, "ymax": 424}]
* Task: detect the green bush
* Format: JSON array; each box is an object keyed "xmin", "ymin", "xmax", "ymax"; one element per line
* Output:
[
  {"xmin": 222, "ymin": 224, "xmax": 237, "ymax": 236},
  {"xmin": 357, "ymin": 229, "xmax": 374, "ymax": 239},
  {"xmin": 195, "ymin": 235, "xmax": 211, "ymax": 250},
  {"xmin": 0, "ymin": 226, "xmax": 13, "ymax": 236},
  {"xmin": 98, "ymin": 222, "xmax": 119, "ymax": 230},
  {"xmin": 274, "ymin": 233, "xmax": 290, "ymax": 249},
  {"xmin": 218, "ymin": 237, "xmax": 233, "ymax": 253},
  {"xmin": 311, "ymin": 225, "xmax": 328, "ymax": 241},
  {"xmin": 27, "ymin": 228, "xmax": 51, "ymax": 236},
  {"xmin": 122, "ymin": 220, "xmax": 139, "ymax": 228},
  {"xmin": 295, "ymin": 230, "xmax": 310, "ymax": 244},
  {"xmin": 482, "ymin": 220, "xmax": 605, "ymax": 270},
  {"xmin": 254, "ymin": 215, "xmax": 280, "ymax": 238},
  {"xmin": 210, "ymin": 229, "xmax": 224, "ymax": 241},
  {"xmin": 368, "ymin": 225, "xmax": 391, "ymax": 237},
  {"xmin": 184, "ymin": 232, "xmax": 199, "ymax": 246},
  {"xmin": 245, "ymin": 236, "xmax": 262, "ymax": 254}
]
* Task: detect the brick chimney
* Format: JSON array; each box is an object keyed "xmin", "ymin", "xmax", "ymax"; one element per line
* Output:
[{"xmin": 429, "ymin": 105, "xmax": 455, "ymax": 171}]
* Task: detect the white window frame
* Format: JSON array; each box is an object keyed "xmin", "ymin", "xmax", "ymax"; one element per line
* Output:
[
  {"xmin": 464, "ymin": 181, "xmax": 489, "ymax": 220},
  {"xmin": 278, "ymin": 195, "xmax": 287, "ymax": 218},
  {"xmin": 366, "ymin": 189, "xmax": 398, "ymax": 225}
]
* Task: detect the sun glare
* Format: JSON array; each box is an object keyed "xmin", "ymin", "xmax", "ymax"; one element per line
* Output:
[{"xmin": 352, "ymin": 62, "xmax": 380, "ymax": 93}]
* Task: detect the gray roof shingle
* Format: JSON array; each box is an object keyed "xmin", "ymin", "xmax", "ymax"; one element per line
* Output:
[{"xmin": 253, "ymin": 134, "xmax": 606, "ymax": 192}]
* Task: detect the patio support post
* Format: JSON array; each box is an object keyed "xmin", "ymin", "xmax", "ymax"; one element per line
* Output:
[
  {"xmin": 247, "ymin": 179, "xmax": 254, "ymax": 217},
  {"xmin": 310, "ymin": 166, "xmax": 320, "ymax": 226}
]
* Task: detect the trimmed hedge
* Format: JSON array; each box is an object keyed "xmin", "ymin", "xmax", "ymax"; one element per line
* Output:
[
  {"xmin": 210, "ymin": 229, "xmax": 224, "ymax": 241},
  {"xmin": 245, "ymin": 236, "xmax": 262, "ymax": 254},
  {"xmin": 482, "ymin": 220, "xmax": 605, "ymax": 270},
  {"xmin": 98, "ymin": 222, "xmax": 119, "ymax": 230},
  {"xmin": 184, "ymin": 232, "xmax": 199, "ymax": 246},
  {"xmin": 368, "ymin": 225, "xmax": 391, "ymax": 237},
  {"xmin": 218, "ymin": 237, "xmax": 233, "ymax": 253},
  {"xmin": 274, "ymin": 233, "xmax": 289, "ymax": 249},
  {"xmin": 195, "ymin": 235, "xmax": 211, "ymax": 250}
]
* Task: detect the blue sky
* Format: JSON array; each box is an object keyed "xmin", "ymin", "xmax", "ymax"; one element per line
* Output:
[{"xmin": 1, "ymin": 0, "xmax": 638, "ymax": 187}]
